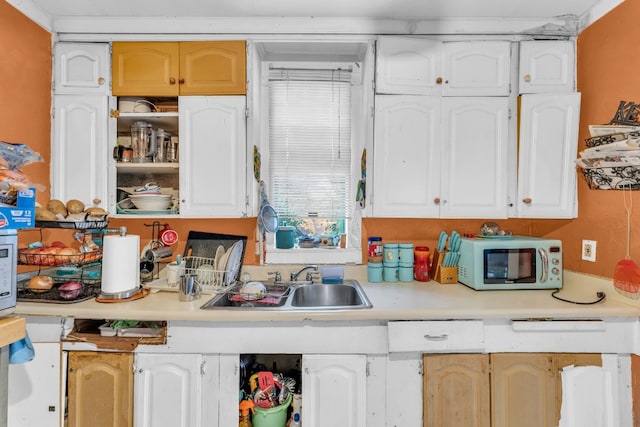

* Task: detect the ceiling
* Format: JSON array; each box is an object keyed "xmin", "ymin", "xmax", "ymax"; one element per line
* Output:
[{"xmin": 7, "ymin": 0, "xmax": 623, "ymax": 35}]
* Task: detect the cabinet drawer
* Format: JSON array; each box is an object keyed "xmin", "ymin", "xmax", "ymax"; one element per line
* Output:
[{"xmin": 388, "ymin": 320, "xmax": 484, "ymax": 352}]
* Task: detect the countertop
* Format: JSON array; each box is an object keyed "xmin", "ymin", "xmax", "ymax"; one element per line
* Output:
[
  {"xmin": 13, "ymin": 269, "xmax": 640, "ymax": 322},
  {"xmin": 0, "ymin": 317, "xmax": 26, "ymax": 347}
]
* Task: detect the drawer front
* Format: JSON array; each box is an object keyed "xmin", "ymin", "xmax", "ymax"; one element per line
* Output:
[{"xmin": 388, "ymin": 320, "xmax": 485, "ymax": 352}]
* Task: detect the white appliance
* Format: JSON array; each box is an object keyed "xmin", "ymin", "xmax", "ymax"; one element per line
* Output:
[{"xmin": 0, "ymin": 229, "xmax": 17, "ymax": 314}]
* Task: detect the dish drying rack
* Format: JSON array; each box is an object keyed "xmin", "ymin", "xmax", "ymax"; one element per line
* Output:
[{"xmin": 177, "ymin": 256, "xmax": 237, "ymax": 292}]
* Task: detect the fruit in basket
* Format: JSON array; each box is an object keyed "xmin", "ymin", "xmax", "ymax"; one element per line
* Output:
[
  {"xmin": 46, "ymin": 199, "xmax": 68, "ymax": 217},
  {"xmin": 28, "ymin": 275, "xmax": 54, "ymax": 293},
  {"xmin": 58, "ymin": 281, "xmax": 82, "ymax": 300},
  {"xmin": 66, "ymin": 199, "xmax": 85, "ymax": 214},
  {"xmin": 35, "ymin": 206, "xmax": 58, "ymax": 221}
]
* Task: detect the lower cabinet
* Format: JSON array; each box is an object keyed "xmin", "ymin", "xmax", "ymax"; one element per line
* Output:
[
  {"xmin": 67, "ymin": 351, "xmax": 134, "ymax": 427},
  {"xmin": 423, "ymin": 353, "xmax": 602, "ymax": 427}
]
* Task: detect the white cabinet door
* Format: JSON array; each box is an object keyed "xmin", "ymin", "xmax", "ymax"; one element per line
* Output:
[
  {"xmin": 52, "ymin": 95, "xmax": 109, "ymax": 207},
  {"xmin": 179, "ymin": 96, "xmax": 247, "ymax": 217},
  {"xmin": 442, "ymin": 41, "xmax": 511, "ymax": 96},
  {"xmin": 441, "ymin": 97, "xmax": 510, "ymax": 218},
  {"xmin": 376, "ymin": 36, "xmax": 442, "ymax": 95},
  {"xmin": 134, "ymin": 353, "xmax": 202, "ymax": 427},
  {"xmin": 516, "ymin": 93, "xmax": 581, "ymax": 218},
  {"xmin": 372, "ymin": 95, "xmax": 441, "ymax": 217},
  {"xmin": 54, "ymin": 43, "xmax": 110, "ymax": 95},
  {"xmin": 302, "ymin": 354, "xmax": 367, "ymax": 427},
  {"xmin": 519, "ymin": 40, "xmax": 575, "ymax": 94},
  {"xmin": 8, "ymin": 342, "xmax": 61, "ymax": 427}
]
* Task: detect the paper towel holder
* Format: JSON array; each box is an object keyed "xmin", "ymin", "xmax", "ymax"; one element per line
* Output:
[{"xmin": 98, "ymin": 226, "xmax": 144, "ymax": 301}]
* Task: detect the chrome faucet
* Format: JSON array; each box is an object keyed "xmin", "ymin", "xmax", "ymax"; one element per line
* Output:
[
  {"xmin": 290, "ymin": 265, "xmax": 318, "ymax": 282},
  {"xmin": 268, "ymin": 271, "xmax": 282, "ymax": 283}
]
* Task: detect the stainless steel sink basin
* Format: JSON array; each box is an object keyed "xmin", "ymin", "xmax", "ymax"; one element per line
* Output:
[
  {"xmin": 290, "ymin": 282, "xmax": 372, "ymax": 309},
  {"xmin": 200, "ymin": 280, "xmax": 372, "ymax": 310}
]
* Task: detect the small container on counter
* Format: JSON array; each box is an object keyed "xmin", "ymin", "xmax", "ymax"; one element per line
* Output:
[
  {"xmin": 383, "ymin": 243, "xmax": 399, "ymax": 266},
  {"xmin": 367, "ymin": 236, "xmax": 383, "ymax": 262},
  {"xmin": 383, "ymin": 265, "xmax": 398, "ymax": 282},
  {"xmin": 398, "ymin": 263, "xmax": 414, "ymax": 282},
  {"xmin": 398, "ymin": 243, "xmax": 414, "ymax": 264},
  {"xmin": 414, "ymin": 246, "xmax": 431, "ymax": 282},
  {"xmin": 367, "ymin": 262, "xmax": 383, "ymax": 283}
]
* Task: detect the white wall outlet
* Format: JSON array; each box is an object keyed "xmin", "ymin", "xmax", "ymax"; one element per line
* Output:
[{"xmin": 582, "ymin": 240, "xmax": 597, "ymax": 262}]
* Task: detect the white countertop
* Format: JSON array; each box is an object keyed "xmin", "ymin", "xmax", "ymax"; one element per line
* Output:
[{"xmin": 14, "ymin": 269, "xmax": 640, "ymax": 322}]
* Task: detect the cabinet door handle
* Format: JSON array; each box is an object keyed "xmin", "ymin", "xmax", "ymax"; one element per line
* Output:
[
  {"xmin": 424, "ymin": 334, "xmax": 448, "ymax": 341},
  {"xmin": 435, "ymin": 77, "xmax": 443, "ymax": 84},
  {"xmin": 523, "ymin": 74, "xmax": 532, "ymax": 83},
  {"xmin": 179, "ymin": 78, "xmax": 185, "ymax": 84},
  {"xmin": 522, "ymin": 197, "xmax": 532, "ymax": 204},
  {"xmin": 433, "ymin": 197, "xmax": 441, "ymax": 205},
  {"xmin": 97, "ymin": 77, "xmax": 105, "ymax": 85},
  {"xmin": 169, "ymin": 77, "xmax": 176, "ymax": 85}
]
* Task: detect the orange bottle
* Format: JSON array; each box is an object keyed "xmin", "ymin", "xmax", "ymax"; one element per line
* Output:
[{"xmin": 239, "ymin": 399, "xmax": 255, "ymax": 427}]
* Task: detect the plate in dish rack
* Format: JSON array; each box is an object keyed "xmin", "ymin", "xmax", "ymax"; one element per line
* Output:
[{"xmin": 223, "ymin": 240, "xmax": 244, "ymax": 287}]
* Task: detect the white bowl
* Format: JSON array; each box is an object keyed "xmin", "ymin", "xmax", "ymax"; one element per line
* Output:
[{"xmin": 129, "ymin": 194, "xmax": 172, "ymax": 211}]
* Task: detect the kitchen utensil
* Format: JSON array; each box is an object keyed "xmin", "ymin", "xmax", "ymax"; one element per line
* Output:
[
  {"xmin": 178, "ymin": 273, "xmax": 201, "ymax": 302},
  {"xmin": 154, "ymin": 128, "xmax": 171, "ymax": 163},
  {"xmin": 437, "ymin": 231, "xmax": 447, "ymax": 252},
  {"xmin": 258, "ymin": 181, "xmax": 279, "ymax": 233},
  {"xmin": 449, "ymin": 231, "xmax": 461, "ymax": 252},
  {"xmin": 614, "ymin": 187, "xmax": 640, "ymax": 298},
  {"xmin": 130, "ymin": 121, "xmax": 157, "ymax": 163}
]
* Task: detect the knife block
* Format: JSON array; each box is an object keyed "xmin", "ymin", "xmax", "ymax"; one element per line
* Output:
[{"xmin": 431, "ymin": 249, "xmax": 458, "ymax": 284}]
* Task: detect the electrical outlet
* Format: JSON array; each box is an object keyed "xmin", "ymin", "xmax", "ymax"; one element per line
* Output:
[{"xmin": 582, "ymin": 240, "xmax": 597, "ymax": 262}]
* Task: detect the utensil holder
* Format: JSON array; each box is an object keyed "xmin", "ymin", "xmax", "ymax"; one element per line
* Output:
[{"xmin": 431, "ymin": 249, "xmax": 458, "ymax": 284}]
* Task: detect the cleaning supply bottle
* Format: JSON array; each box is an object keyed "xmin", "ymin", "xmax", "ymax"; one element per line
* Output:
[
  {"xmin": 239, "ymin": 399, "xmax": 255, "ymax": 427},
  {"xmin": 290, "ymin": 393, "xmax": 302, "ymax": 427}
]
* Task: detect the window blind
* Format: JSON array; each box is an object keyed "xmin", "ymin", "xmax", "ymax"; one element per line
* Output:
[{"xmin": 268, "ymin": 68, "xmax": 353, "ymax": 221}]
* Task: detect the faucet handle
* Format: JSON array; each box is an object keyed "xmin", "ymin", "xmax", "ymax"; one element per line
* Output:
[
  {"xmin": 267, "ymin": 271, "xmax": 282, "ymax": 283},
  {"xmin": 306, "ymin": 271, "xmax": 320, "ymax": 282}
]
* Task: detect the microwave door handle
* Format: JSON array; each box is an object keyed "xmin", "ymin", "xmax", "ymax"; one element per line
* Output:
[{"xmin": 538, "ymin": 248, "xmax": 549, "ymax": 283}]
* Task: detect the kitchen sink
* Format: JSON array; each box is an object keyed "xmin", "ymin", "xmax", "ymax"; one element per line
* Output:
[{"xmin": 200, "ymin": 280, "xmax": 372, "ymax": 310}]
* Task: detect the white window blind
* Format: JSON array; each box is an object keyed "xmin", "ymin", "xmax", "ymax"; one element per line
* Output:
[{"xmin": 268, "ymin": 68, "xmax": 352, "ymax": 225}]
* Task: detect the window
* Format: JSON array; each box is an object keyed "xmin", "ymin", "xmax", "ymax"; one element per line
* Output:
[
  {"xmin": 269, "ymin": 68, "xmax": 352, "ymax": 244},
  {"xmin": 252, "ymin": 41, "xmax": 374, "ymax": 264}
]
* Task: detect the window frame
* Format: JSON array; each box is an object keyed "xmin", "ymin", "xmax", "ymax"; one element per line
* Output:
[{"xmin": 250, "ymin": 41, "xmax": 374, "ymax": 265}]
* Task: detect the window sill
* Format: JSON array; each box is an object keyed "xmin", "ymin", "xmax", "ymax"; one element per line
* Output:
[{"xmin": 265, "ymin": 247, "xmax": 362, "ymax": 265}]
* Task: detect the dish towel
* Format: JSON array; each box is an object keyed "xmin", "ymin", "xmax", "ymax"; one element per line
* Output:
[{"xmin": 9, "ymin": 330, "xmax": 35, "ymax": 364}]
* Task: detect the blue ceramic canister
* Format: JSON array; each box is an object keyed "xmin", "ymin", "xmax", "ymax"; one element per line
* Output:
[
  {"xmin": 383, "ymin": 243, "xmax": 399, "ymax": 266},
  {"xmin": 383, "ymin": 265, "xmax": 398, "ymax": 282},
  {"xmin": 398, "ymin": 243, "xmax": 415, "ymax": 264},
  {"xmin": 275, "ymin": 226, "xmax": 296, "ymax": 249},
  {"xmin": 398, "ymin": 263, "xmax": 414, "ymax": 282},
  {"xmin": 367, "ymin": 262, "xmax": 383, "ymax": 283}
]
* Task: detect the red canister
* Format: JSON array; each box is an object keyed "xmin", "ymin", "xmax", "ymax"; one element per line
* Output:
[{"xmin": 414, "ymin": 246, "xmax": 431, "ymax": 282}]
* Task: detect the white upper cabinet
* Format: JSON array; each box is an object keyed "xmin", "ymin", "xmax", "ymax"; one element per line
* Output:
[
  {"xmin": 440, "ymin": 97, "xmax": 510, "ymax": 218},
  {"xmin": 54, "ymin": 42, "xmax": 110, "ymax": 95},
  {"xmin": 376, "ymin": 37, "xmax": 511, "ymax": 96},
  {"xmin": 52, "ymin": 95, "xmax": 109, "ymax": 207},
  {"xmin": 516, "ymin": 93, "xmax": 581, "ymax": 218},
  {"xmin": 518, "ymin": 40, "xmax": 575, "ymax": 93},
  {"xmin": 441, "ymin": 41, "xmax": 511, "ymax": 96},
  {"xmin": 179, "ymin": 96, "xmax": 247, "ymax": 217},
  {"xmin": 373, "ymin": 95, "xmax": 442, "ymax": 217},
  {"xmin": 373, "ymin": 96, "xmax": 509, "ymax": 218},
  {"xmin": 376, "ymin": 37, "xmax": 442, "ymax": 95}
]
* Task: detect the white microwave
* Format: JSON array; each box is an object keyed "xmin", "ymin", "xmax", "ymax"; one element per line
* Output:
[
  {"xmin": 0, "ymin": 229, "xmax": 17, "ymax": 313},
  {"xmin": 457, "ymin": 236, "xmax": 562, "ymax": 290}
]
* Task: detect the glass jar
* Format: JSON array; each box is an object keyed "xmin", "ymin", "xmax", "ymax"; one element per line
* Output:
[
  {"xmin": 414, "ymin": 246, "xmax": 431, "ymax": 282},
  {"xmin": 368, "ymin": 237, "xmax": 383, "ymax": 262}
]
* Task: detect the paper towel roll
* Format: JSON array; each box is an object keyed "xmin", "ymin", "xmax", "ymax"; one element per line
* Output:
[{"xmin": 101, "ymin": 234, "xmax": 140, "ymax": 294}]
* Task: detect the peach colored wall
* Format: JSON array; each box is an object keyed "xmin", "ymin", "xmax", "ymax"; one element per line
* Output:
[
  {"xmin": 0, "ymin": 1, "xmax": 51, "ymax": 199},
  {"xmin": 2, "ymin": 0, "xmax": 635, "ymax": 275}
]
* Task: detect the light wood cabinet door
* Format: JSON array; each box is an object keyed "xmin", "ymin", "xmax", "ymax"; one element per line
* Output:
[
  {"xmin": 112, "ymin": 41, "xmax": 246, "ymax": 96},
  {"xmin": 490, "ymin": 353, "xmax": 556, "ymax": 427},
  {"xmin": 112, "ymin": 42, "xmax": 180, "ymax": 96},
  {"xmin": 67, "ymin": 351, "xmax": 134, "ymax": 427},
  {"xmin": 180, "ymin": 41, "xmax": 246, "ymax": 95},
  {"xmin": 423, "ymin": 354, "xmax": 490, "ymax": 427}
]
